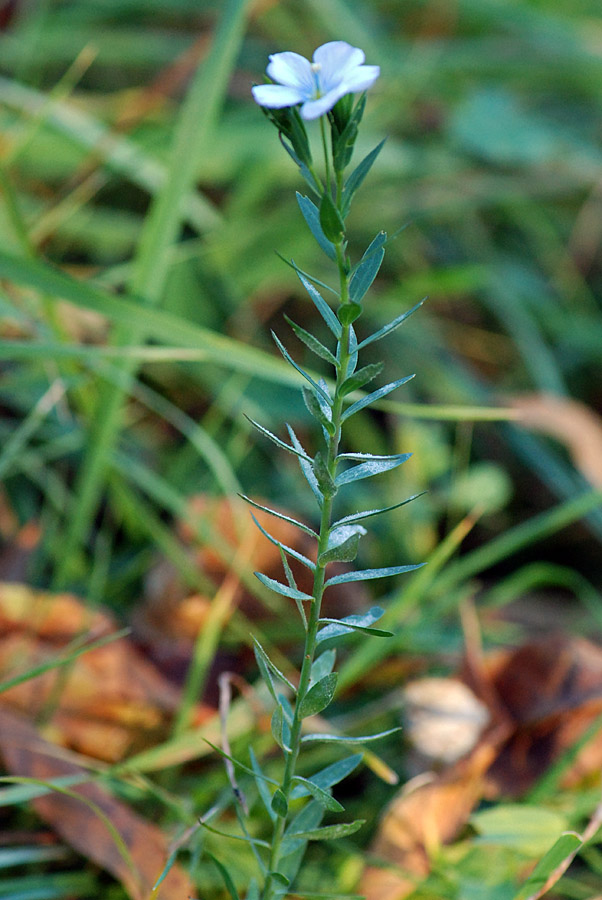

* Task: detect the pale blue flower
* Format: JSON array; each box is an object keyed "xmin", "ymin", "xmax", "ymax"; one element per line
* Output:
[{"xmin": 252, "ymin": 41, "xmax": 380, "ymax": 121}]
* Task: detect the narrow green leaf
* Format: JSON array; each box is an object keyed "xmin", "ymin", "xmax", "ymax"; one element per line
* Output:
[
  {"xmin": 251, "ymin": 513, "xmax": 315, "ymax": 571},
  {"xmin": 317, "ymin": 623, "xmax": 391, "ymax": 643},
  {"xmin": 207, "ymin": 853, "xmax": 240, "ymax": 900},
  {"xmin": 321, "ymin": 606, "xmax": 383, "ymax": 628},
  {"xmin": 0, "ymin": 628, "xmax": 130, "ymax": 695},
  {"xmin": 253, "ymin": 639, "xmax": 296, "ymax": 694},
  {"xmin": 335, "ymin": 453, "xmax": 412, "ymax": 486},
  {"xmin": 357, "ymin": 298, "xmax": 426, "ymax": 350},
  {"xmin": 297, "ymin": 193, "xmax": 337, "ymax": 260},
  {"xmin": 339, "ymin": 362, "xmax": 384, "ymax": 397},
  {"xmin": 271, "ymin": 789, "xmax": 289, "ymax": 818},
  {"xmin": 280, "ymin": 692, "xmax": 294, "ymax": 725},
  {"xmin": 313, "ymin": 451, "xmax": 337, "ymax": 499},
  {"xmin": 294, "ymin": 267, "xmax": 341, "ymax": 337},
  {"xmin": 341, "ymin": 375, "xmax": 415, "ymax": 422},
  {"xmin": 325, "ymin": 564, "xmax": 424, "ymax": 587},
  {"xmin": 310, "ymin": 650, "xmax": 336, "ymax": 685},
  {"xmin": 342, "ymin": 138, "xmax": 386, "ymax": 216},
  {"xmin": 317, "ymin": 377, "xmax": 333, "ymax": 420},
  {"xmin": 346, "ymin": 325, "xmax": 358, "ymax": 376},
  {"xmin": 302, "ymin": 728, "xmax": 401, "ymax": 745},
  {"xmin": 285, "ymin": 315, "xmax": 339, "ymax": 367},
  {"xmin": 201, "ymin": 822, "xmax": 270, "ymax": 848},
  {"xmin": 271, "ymin": 705, "xmax": 292, "ymax": 753},
  {"xmin": 471, "ymin": 804, "xmax": 568, "ymax": 856},
  {"xmin": 291, "ymin": 777, "xmax": 344, "ymax": 812},
  {"xmin": 279, "ymin": 548, "xmax": 308, "ymax": 629},
  {"xmin": 249, "ymin": 748, "xmax": 277, "ymax": 822},
  {"xmin": 285, "ymin": 800, "xmax": 324, "ymax": 836},
  {"xmin": 303, "ymin": 386, "xmax": 335, "ymax": 437},
  {"xmin": 512, "ymin": 832, "xmax": 583, "ymax": 900},
  {"xmin": 254, "ymin": 572, "xmax": 313, "ymax": 602},
  {"xmin": 203, "ymin": 739, "xmax": 279, "ymax": 785},
  {"xmin": 253, "ymin": 643, "xmax": 276, "ymax": 701},
  {"xmin": 332, "ymin": 95, "xmax": 363, "ymax": 172},
  {"xmin": 288, "ymin": 425, "xmax": 323, "ymax": 507},
  {"xmin": 280, "ymin": 801, "xmax": 324, "ymax": 861},
  {"xmin": 269, "ymin": 871, "xmax": 290, "ymax": 887},
  {"xmin": 272, "ymin": 331, "xmax": 331, "ymax": 405},
  {"xmin": 290, "ymin": 755, "xmax": 362, "ymax": 800},
  {"xmin": 286, "ymin": 893, "xmax": 365, "ymax": 898},
  {"xmin": 319, "ymin": 192, "xmax": 345, "ymax": 242},
  {"xmin": 288, "ymin": 820, "xmax": 365, "ymax": 841},
  {"xmin": 349, "ymin": 232, "xmax": 386, "ymax": 304},
  {"xmin": 246, "ymin": 416, "xmax": 312, "ymax": 462},
  {"xmin": 338, "ymin": 301, "xmax": 362, "ymax": 326},
  {"xmin": 336, "ymin": 451, "xmax": 406, "ymax": 461},
  {"xmin": 318, "ymin": 525, "xmax": 367, "ymax": 565},
  {"xmin": 332, "ymin": 494, "xmax": 424, "ymax": 529},
  {"xmin": 238, "ymin": 494, "xmax": 318, "ymax": 539},
  {"xmin": 245, "ymin": 879, "xmax": 260, "ymax": 900},
  {"xmin": 316, "ymin": 607, "xmax": 392, "ymax": 643},
  {"xmin": 298, "ymin": 673, "xmax": 338, "ymax": 718}
]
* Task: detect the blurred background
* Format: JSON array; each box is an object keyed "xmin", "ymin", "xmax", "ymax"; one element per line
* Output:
[{"xmin": 1, "ymin": 0, "xmax": 602, "ymax": 897}]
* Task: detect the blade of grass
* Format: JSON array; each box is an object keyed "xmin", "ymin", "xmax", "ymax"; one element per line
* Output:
[
  {"xmin": 432, "ymin": 489, "xmax": 602, "ymax": 603},
  {"xmin": 52, "ymin": 0, "xmax": 253, "ymax": 586},
  {"xmin": 0, "ymin": 628, "xmax": 130, "ymax": 695},
  {"xmin": 0, "ymin": 74, "xmax": 219, "ymax": 231},
  {"xmin": 0, "ymin": 381, "xmax": 66, "ymax": 482},
  {"xmin": 338, "ymin": 510, "xmax": 480, "ymax": 691}
]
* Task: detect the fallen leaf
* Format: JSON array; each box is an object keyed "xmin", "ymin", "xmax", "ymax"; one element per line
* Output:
[
  {"xmin": 0, "ymin": 707, "xmax": 195, "ymax": 900},
  {"xmin": 510, "ymin": 393, "xmax": 602, "ymax": 488},
  {"xmin": 402, "ymin": 677, "xmax": 491, "ymax": 767},
  {"xmin": 0, "ymin": 582, "xmax": 212, "ymax": 761},
  {"xmin": 137, "ymin": 494, "xmax": 367, "ymax": 683},
  {"xmin": 481, "ymin": 634, "xmax": 602, "ymax": 796},
  {"xmin": 361, "ymin": 735, "xmax": 507, "ymax": 900},
  {"xmin": 364, "ymin": 632, "xmax": 602, "ymax": 899}
]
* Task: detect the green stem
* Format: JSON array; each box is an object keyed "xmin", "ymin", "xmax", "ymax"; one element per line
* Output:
[
  {"xmin": 260, "ymin": 233, "xmax": 352, "ymax": 900},
  {"xmin": 319, "ymin": 116, "xmax": 332, "ymax": 196}
]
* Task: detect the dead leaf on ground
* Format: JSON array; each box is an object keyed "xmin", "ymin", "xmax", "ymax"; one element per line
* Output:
[
  {"xmin": 480, "ymin": 634, "xmax": 602, "ymax": 795},
  {"xmin": 363, "ymin": 633, "xmax": 602, "ymax": 900},
  {"xmin": 0, "ymin": 582, "xmax": 212, "ymax": 762},
  {"xmin": 0, "ymin": 707, "xmax": 194, "ymax": 900},
  {"xmin": 136, "ymin": 494, "xmax": 367, "ymax": 684},
  {"xmin": 361, "ymin": 734, "xmax": 507, "ymax": 900},
  {"xmin": 510, "ymin": 393, "xmax": 602, "ymax": 488}
]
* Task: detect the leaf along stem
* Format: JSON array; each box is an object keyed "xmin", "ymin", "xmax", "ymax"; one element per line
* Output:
[{"xmin": 260, "ymin": 221, "xmax": 354, "ymax": 900}]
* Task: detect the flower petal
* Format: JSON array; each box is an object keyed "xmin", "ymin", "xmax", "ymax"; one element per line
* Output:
[
  {"xmin": 266, "ymin": 51, "xmax": 314, "ymax": 93},
  {"xmin": 339, "ymin": 64, "xmax": 380, "ymax": 93},
  {"xmin": 313, "ymin": 41, "xmax": 365, "ymax": 91},
  {"xmin": 301, "ymin": 84, "xmax": 349, "ymax": 120},
  {"xmin": 252, "ymin": 83, "xmax": 306, "ymax": 109}
]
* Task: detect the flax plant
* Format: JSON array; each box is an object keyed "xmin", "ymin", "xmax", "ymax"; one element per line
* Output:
[{"xmin": 204, "ymin": 42, "xmax": 424, "ymax": 900}]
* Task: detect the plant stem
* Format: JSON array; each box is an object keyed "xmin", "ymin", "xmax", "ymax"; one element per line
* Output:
[
  {"xmin": 260, "ymin": 232, "xmax": 352, "ymax": 900},
  {"xmin": 319, "ymin": 116, "xmax": 332, "ymax": 196}
]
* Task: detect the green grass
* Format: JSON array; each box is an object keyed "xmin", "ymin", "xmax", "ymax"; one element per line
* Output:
[{"xmin": 0, "ymin": 0, "xmax": 601, "ymax": 897}]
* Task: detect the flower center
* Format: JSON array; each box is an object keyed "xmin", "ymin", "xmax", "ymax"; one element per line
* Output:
[{"xmin": 310, "ymin": 61, "xmax": 322, "ymax": 97}]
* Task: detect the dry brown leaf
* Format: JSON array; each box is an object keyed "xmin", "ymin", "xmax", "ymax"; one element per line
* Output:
[
  {"xmin": 137, "ymin": 494, "xmax": 366, "ymax": 683},
  {"xmin": 0, "ymin": 582, "xmax": 212, "ymax": 762},
  {"xmin": 364, "ymin": 632, "xmax": 602, "ymax": 900},
  {"xmin": 481, "ymin": 634, "xmax": 602, "ymax": 795},
  {"xmin": 0, "ymin": 707, "xmax": 195, "ymax": 900},
  {"xmin": 510, "ymin": 393, "xmax": 602, "ymax": 487},
  {"xmin": 361, "ymin": 736, "xmax": 506, "ymax": 900}
]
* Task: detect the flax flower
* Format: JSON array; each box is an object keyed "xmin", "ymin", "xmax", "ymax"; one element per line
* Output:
[{"xmin": 252, "ymin": 41, "xmax": 380, "ymax": 121}]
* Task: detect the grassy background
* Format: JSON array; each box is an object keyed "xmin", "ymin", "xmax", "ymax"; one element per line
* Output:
[{"xmin": 0, "ymin": 0, "xmax": 601, "ymax": 897}]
